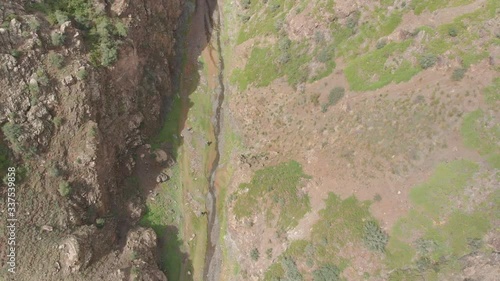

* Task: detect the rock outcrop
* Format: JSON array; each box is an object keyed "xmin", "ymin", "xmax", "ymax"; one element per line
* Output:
[{"xmin": 0, "ymin": 0, "xmax": 183, "ymax": 279}]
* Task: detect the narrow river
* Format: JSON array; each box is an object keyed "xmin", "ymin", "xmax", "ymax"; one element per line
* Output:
[{"xmin": 176, "ymin": 0, "xmax": 225, "ymax": 280}]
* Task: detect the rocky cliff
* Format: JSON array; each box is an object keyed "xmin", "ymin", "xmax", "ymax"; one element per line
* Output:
[{"xmin": 0, "ymin": 0, "xmax": 182, "ymax": 280}]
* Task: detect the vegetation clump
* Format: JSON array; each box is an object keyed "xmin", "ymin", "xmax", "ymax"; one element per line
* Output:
[
  {"xmin": 419, "ymin": 53, "xmax": 437, "ymax": 69},
  {"xmin": 451, "ymin": 67, "xmax": 467, "ymax": 81},
  {"xmin": 363, "ymin": 220, "xmax": 389, "ymax": 252},
  {"xmin": 59, "ymin": 180, "xmax": 72, "ymax": 196},
  {"xmin": 28, "ymin": 0, "xmax": 128, "ymax": 67},
  {"xmin": 322, "ymin": 87, "xmax": 345, "ymax": 112},
  {"xmin": 313, "ymin": 264, "xmax": 340, "ymax": 281},
  {"xmin": 250, "ymin": 248, "xmax": 260, "ymax": 261}
]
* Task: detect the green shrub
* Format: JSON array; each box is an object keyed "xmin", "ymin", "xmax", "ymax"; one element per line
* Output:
[
  {"xmin": 47, "ymin": 51, "xmax": 64, "ymax": 68},
  {"xmin": 328, "ymin": 87, "xmax": 345, "ymax": 105},
  {"xmin": 53, "ymin": 116, "xmax": 63, "ymax": 127},
  {"xmin": 59, "ymin": 181, "xmax": 72, "ymax": 196},
  {"xmin": 54, "ymin": 10, "xmax": 69, "ymax": 25},
  {"xmin": 278, "ymin": 37, "xmax": 292, "ymax": 51},
  {"xmin": 448, "ymin": 27, "xmax": 458, "ymax": 37},
  {"xmin": 27, "ymin": 18, "xmax": 40, "ymax": 31},
  {"xmin": 414, "ymin": 238, "xmax": 437, "ymax": 255},
  {"xmin": 10, "ymin": 49, "xmax": 21, "ymax": 58},
  {"xmin": 2, "ymin": 122, "xmax": 23, "ymax": 153},
  {"xmin": 419, "ymin": 53, "xmax": 437, "ymax": 69},
  {"xmin": 313, "ymin": 264, "xmax": 340, "ymax": 281},
  {"xmin": 114, "ymin": 21, "xmax": 128, "ymax": 37},
  {"xmin": 36, "ymin": 68, "xmax": 50, "ymax": 86},
  {"xmin": 322, "ymin": 87, "xmax": 345, "ymax": 112},
  {"xmin": 241, "ymin": 0, "xmax": 251, "ymax": 9},
  {"xmin": 451, "ymin": 68, "xmax": 467, "ymax": 81},
  {"xmin": 76, "ymin": 68, "xmax": 88, "ymax": 80},
  {"xmin": 266, "ymin": 248, "xmax": 273, "ymax": 259},
  {"xmin": 51, "ymin": 32, "xmax": 65, "ymax": 46},
  {"xmin": 314, "ymin": 31, "xmax": 325, "ymax": 44},
  {"xmin": 277, "ymin": 52, "xmax": 290, "ymax": 65},
  {"xmin": 48, "ymin": 164, "xmax": 61, "ymax": 177},
  {"xmin": 96, "ymin": 218, "xmax": 105, "ymax": 228},
  {"xmin": 310, "ymin": 93, "xmax": 320, "ymax": 106},
  {"xmin": 363, "ymin": 220, "xmax": 389, "ymax": 252},
  {"xmin": 376, "ymin": 38, "xmax": 387, "ymax": 49},
  {"xmin": 282, "ymin": 257, "xmax": 303, "ymax": 281},
  {"xmin": 250, "ymin": 248, "xmax": 260, "ymax": 261}
]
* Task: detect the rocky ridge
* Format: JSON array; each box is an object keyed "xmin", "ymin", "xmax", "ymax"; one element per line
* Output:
[{"xmin": 0, "ymin": 0, "xmax": 183, "ymax": 280}]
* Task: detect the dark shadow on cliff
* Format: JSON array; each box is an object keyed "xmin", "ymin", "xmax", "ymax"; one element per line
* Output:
[{"xmin": 143, "ymin": 224, "xmax": 194, "ymax": 281}]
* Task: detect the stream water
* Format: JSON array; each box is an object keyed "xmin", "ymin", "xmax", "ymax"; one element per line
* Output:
[{"xmin": 176, "ymin": 0, "xmax": 225, "ymax": 280}]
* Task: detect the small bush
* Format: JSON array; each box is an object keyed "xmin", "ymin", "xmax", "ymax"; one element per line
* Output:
[
  {"xmin": 274, "ymin": 19, "xmax": 284, "ymax": 32},
  {"xmin": 376, "ymin": 38, "xmax": 387, "ymax": 49},
  {"xmin": 240, "ymin": 0, "xmax": 251, "ymax": 9},
  {"xmin": 419, "ymin": 53, "xmax": 437, "ymax": 69},
  {"xmin": 250, "ymin": 248, "xmax": 259, "ymax": 261},
  {"xmin": 414, "ymin": 238, "xmax": 437, "ymax": 255},
  {"xmin": 282, "ymin": 257, "xmax": 303, "ymax": 281},
  {"xmin": 36, "ymin": 68, "xmax": 49, "ymax": 86},
  {"xmin": 313, "ymin": 264, "xmax": 340, "ymax": 281},
  {"xmin": 2, "ymin": 122, "xmax": 23, "ymax": 153},
  {"xmin": 240, "ymin": 15, "xmax": 251, "ymax": 23},
  {"xmin": 363, "ymin": 220, "xmax": 389, "ymax": 252},
  {"xmin": 314, "ymin": 31, "xmax": 325, "ymax": 44},
  {"xmin": 51, "ymin": 32, "xmax": 65, "ymax": 46},
  {"xmin": 96, "ymin": 218, "xmax": 105, "ymax": 228},
  {"xmin": 269, "ymin": 2, "xmax": 281, "ymax": 13},
  {"xmin": 47, "ymin": 51, "xmax": 63, "ymax": 68},
  {"xmin": 10, "ymin": 49, "xmax": 21, "ymax": 58},
  {"xmin": 277, "ymin": 52, "xmax": 290, "ymax": 65},
  {"xmin": 27, "ymin": 18, "xmax": 40, "ymax": 31},
  {"xmin": 321, "ymin": 86, "xmax": 345, "ymax": 112},
  {"xmin": 114, "ymin": 21, "xmax": 127, "ymax": 37},
  {"xmin": 28, "ymin": 82, "xmax": 40, "ymax": 94},
  {"xmin": 54, "ymin": 10, "xmax": 69, "ymax": 25},
  {"xmin": 448, "ymin": 27, "xmax": 458, "ymax": 37},
  {"xmin": 48, "ymin": 164, "xmax": 61, "ymax": 177},
  {"xmin": 76, "ymin": 68, "xmax": 88, "ymax": 80},
  {"xmin": 310, "ymin": 93, "xmax": 320, "ymax": 106},
  {"xmin": 374, "ymin": 193, "xmax": 382, "ymax": 202},
  {"xmin": 53, "ymin": 116, "xmax": 63, "ymax": 127},
  {"xmin": 451, "ymin": 68, "xmax": 467, "ymax": 81},
  {"xmin": 59, "ymin": 181, "xmax": 72, "ymax": 196},
  {"xmin": 278, "ymin": 37, "xmax": 291, "ymax": 51},
  {"xmin": 266, "ymin": 248, "xmax": 273, "ymax": 259}
]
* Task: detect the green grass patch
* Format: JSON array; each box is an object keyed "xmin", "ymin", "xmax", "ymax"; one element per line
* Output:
[
  {"xmin": 461, "ymin": 110, "xmax": 500, "ymax": 168},
  {"xmin": 411, "ymin": 0, "xmax": 474, "ymax": 15},
  {"xmin": 312, "ymin": 194, "xmax": 373, "ymax": 260},
  {"xmin": 140, "ymin": 166, "xmax": 186, "ymax": 280},
  {"xmin": 231, "ymin": 40, "xmax": 313, "ymax": 90},
  {"xmin": 345, "ymin": 40, "xmax": 420, "ymax": 91},
  {"xmin": 483, "ymin": 77, "xmax": 500, "ymax": 105},
  {"xmin": 409, "ymin": 160, "xmax": 479, "ymax": 218},
  {"xmin": 386, "ymin": 160, "xmax": 494, "ymax": 275},
  {"xmin": 264, "ymin": 193, "xmax": 382, "ymax": 280},
  {"xmin": 149, "ymin": 95, "xmax": 182, "ymax": 151},
  {"xmin": 233, "ymin": 160, "xmax": 310, "ymax": 230}
]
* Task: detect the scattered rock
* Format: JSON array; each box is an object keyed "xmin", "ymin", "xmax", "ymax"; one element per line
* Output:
[
  {"xmin": 153, "ymin": 149, "xmax": 168, "ymax": 163},
  {"xmin": 41, "ymin": 225, "xmax": 53, "ymax": 232},
  {"xmin": 156, "ymin": 172, "xmax": 170, "ymax": 183}
]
